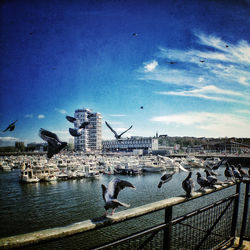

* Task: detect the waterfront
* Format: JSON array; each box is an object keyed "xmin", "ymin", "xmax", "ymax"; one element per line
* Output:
[{"xmin": 1, "ymin": 164, "xmax": 245, "ymax": 249}]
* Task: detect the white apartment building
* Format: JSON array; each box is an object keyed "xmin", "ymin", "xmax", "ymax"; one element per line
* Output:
[
  {"xmin": 74, "ymin": 108, "xmax": 102, "ymax": 152},
  {"xmin": 102, "ymin": 136, "xmax": 158, "ymax": 153}
]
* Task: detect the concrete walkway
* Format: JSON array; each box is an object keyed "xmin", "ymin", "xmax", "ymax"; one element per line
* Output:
[{"xmin": 223, "ymin": 238, "xmax": 250, "ymax": 249}]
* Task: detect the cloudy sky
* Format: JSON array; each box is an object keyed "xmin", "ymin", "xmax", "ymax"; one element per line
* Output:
[{"xmin": 0, "ymin": 0, "xmax": 250, "ymax": 146}]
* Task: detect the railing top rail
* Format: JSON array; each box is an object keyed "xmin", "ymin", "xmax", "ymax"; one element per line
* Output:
[{"xmin": 0, "ymin": 182, "xmax": 236, "ymax": 249}]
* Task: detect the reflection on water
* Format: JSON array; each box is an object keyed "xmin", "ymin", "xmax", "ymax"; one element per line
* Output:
[{"xmin": 0, "ymin": 166, "xmax": 242, "ymax": 249}]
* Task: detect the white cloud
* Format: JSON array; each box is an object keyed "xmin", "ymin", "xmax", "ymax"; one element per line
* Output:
[
  {"xmin": 198, "ymin": 77, "xmax": 204, "ymax": 83},
  {"xmin": 53, "ymin": 130, "xmax": 68, "ymax": 134},
  {"xmin": 0, "ymin": 136, "xmax": 19, "ymax": 142},
  {"xmin": 38, "ymin": 114, "xmax": 45, "ymax": 119},
  {"xmin": 235, "ymin": 109, "xmax": 250, "ymax": 114},
  {"xmin": 139, "ymin": 32, "xmax": 250, "ymax": 108},
  {"xmin": 151, "ymin": 112, "xmax": 250, "ymax": 137},
  {"xmin": 55, "ymin": 108, "xmax": 67, "ymax": 114},
  {"xmin": 109, "ymin": 114, "xmax": 127, "ymax": 117},
  {"xmin": 238, "ymin": 77, "xmax": 249, "ymax": 86},
  {"xmin": 155, "ymin": 85, "xmax": 250, "ymax": 105},
  {"xmin": 0, "ymin": 136, "xmax": 19, "ymax": 146},
  {"xmin": 144, "ymin": 60, "xmax": 158, "ymax": 72},
  {"xmin": 25, "ymin": 114, "xmax": 33, "ymax": 118}
]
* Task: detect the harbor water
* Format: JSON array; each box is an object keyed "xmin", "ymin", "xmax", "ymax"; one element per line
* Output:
[{"xmin": 0, "ymin": 166, "xmax": 242, "ymax": 249}]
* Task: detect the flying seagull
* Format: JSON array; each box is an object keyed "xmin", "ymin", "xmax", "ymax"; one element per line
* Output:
[
  {"xmin": 204, "ymin": 165, "xmax": 219, "ymax": 176},
  {"xmin": 3, "ymin": 120, "xmax": 17, "ymax": 132},
  {"xmin": 39, "ymin": 128, "xmax": 67, "ymax": 159},
  {"xmin": 87, "ymin": 111, "xmax": 94, "ymax": 119},
  {"xmin": 105, "ymin": 121, "xmax": 133, "ymax": 140},
  {"xmin": 182, "ymin": 172, "xmax": 195, "ymax": 198},
  {"xmin": 69, "ymin": 122, "xmax": 93, "ymax": 137},
  {"xmin": 101, "ymin": 178, "xmax": 136, "ymax": 216},
  {"xmin": 158, "ymin": 172, "xmax": 175, "ymax": 188}
]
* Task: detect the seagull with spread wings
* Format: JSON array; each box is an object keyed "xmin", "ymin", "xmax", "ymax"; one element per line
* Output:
[
  {"xmin": 101, "ymin": 178, "xmax": 136, "ymax": 216},
  {"xmin": 105, "ymin": 121, "xmax": 132, "ymax": 140},
  {"xmin": 39, "ymin": 128, "xmax": 67, "ymax": 159},
  {"xmin": 3, "ymin": 120, "xmax": 17, "ymax": 132}
]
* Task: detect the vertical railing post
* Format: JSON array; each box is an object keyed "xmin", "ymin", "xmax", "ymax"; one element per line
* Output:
[
  {"xmin": 230, "ymin": 182, "xmax": 241, "ymax": 245},
  {"xmin": 239, "ymin": 180, "xmax": 249, "ymax": 247},
  {"xmin": 163, "ymin": 206, "xmax": 172, "ymax": 250}
]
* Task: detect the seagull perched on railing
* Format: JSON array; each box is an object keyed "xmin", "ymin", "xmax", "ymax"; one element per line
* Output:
[
  {"xmin": 105, "ymin": 121, "xmax": 132, "ymax": 140},
  {"xmin": 231, "ymin": 165, "xmax": 242, "ymax": 180},
  {"xmin": 39, "ymin": 128, "xmax": 67, "ymax": 159},
  {"xmin": 196, "ymin": 172, "xmax": 210, "ymax": 190},
  {"xmin": 101, "ymin": 178, "xmax": 136, "ymax": 216},
  {"xmin": 237, "ymin": 164, "xmax": 249, "ymax": 179},
  {"xmin": 204, "ymin": 169, "xmax": 218, "ymax": 187},
  {"xmin": 224, "ymin": 163, "xmax": 234, "ymax": 182},
  {"xmin": 182, "ymin": 172, "xmax": 195, "ymax": 198},
  {"xmin": 3, "ymin": 120, "xmax": 17, "ymax": 132}
]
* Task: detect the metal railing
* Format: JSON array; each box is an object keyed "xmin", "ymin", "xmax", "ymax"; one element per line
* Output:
[{"xmin": 0, "ymin": 181, "xmax": 249, "ymax": 250}]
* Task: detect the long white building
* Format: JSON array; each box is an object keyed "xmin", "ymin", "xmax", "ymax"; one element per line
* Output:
[
  {"xmin": 74, "ymin": 108, "xmax": 102, "ymax": 152},
  {"xmin": 102, "ymin": 136, "xmax": 158, "ymax": 153}
]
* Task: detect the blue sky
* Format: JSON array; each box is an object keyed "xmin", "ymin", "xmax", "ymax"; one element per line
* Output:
[{"xmin": 0, "ymin": 0, "xmax": 250, "ymax": 146}]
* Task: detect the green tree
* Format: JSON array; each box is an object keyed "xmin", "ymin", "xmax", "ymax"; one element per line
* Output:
[{"xmin": 15, "ymin": 141, "xmax": 25, "ymax": 152}]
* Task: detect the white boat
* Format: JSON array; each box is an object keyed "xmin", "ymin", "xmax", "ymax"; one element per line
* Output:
[
  {"xmin": 0, "ymin": 161, "xmax": 12, "ymax": 171},
  {"xmin": 44, "ymin": 175, "xmax": 57, "ymax": 182},
  {"xmin": 142, "ymin": 166, "xmax": 165, "ymax": 173},
  {"xmin": 140, "ymin": 157, "xmax": 165, "ymax": 172},
  {"xmin": 103, "ymin": 165, "xmax": 115, "ymax": 175},
  {"xmin": 84, "ymin": 165, "xmax": 100, "ymax": 178},
  {"xmin": 20, "ymin": 165, "xmax": 39, "ymax": 183},
  {"xmin": 57, "ymin": 171, "xmax": 68, "ymax": 180}
]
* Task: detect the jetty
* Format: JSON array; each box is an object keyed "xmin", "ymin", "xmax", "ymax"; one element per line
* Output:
[{"xmin": 0, "ymin": 180, "xmax": 249, "ymax": 249}]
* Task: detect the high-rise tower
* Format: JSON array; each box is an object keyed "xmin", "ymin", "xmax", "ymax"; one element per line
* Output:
[{"xmin": 74, "ymin": 108, "xmax": 102, "ymax": 152}]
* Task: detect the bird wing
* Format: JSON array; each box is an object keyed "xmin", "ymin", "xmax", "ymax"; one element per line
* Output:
[
  {"xmin": 198, "ymin": 176, "xmax": 209, "ymax": 186},
  {"xmin": 118, "ymin": 125, "xmax": 133, "ymax": 137},
  {"xmin": 182, "ymin": 179, "xmax": 191, "ymax": 193},
  {"xmin": 66, "ymin": 116, "xmax": 77, "ymax": 123},
  {"xmin": 161, "ymin": 173, "xmax": 174, "ymax": 181},
  {"xmin": 79, "ymin": 121, "xmax": 90, "ymax": 129},
  {"xmin": 176, "ymin": 163, "xmax": 188, "ymax": 172},
  {"xmin": 101, "ymin": 184, "xmax": 107, "ymax": 202},
  {"xmin": 107, "ymin": 178, "xmax": 135, "ymax": 199},
  {"xmin": 69, "ymin": 128, "xmax": 82, "ymax": 137},
  {"xmin": 10, "ymin": 120, "xmax": 18, "ymax": 125},
  {"xmin": 47, "ymin": 141, "xmax": 67, "ymax": 159},
  {"xmin": 105, "ymin": 121, "xmax": 118, "ymax": 137},
  {"xmin": 212, "ymin": 158, "xmax": 224, "ymax": 170},
  {"xmin": 3, "ymin": 125, "xmax": 10, "ymax": 132},
  {"xmin": 39, "ymin": 129, "xmax": 60, "ymax": 146}
]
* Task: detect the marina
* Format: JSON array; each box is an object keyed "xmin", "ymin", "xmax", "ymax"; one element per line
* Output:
[{"xmin": 0, "ymin": 153, "xmax": 249, "ymax": 249}]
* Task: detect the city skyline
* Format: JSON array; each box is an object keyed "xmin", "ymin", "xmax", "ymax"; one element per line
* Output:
[{"xmin": 1, "ymin": 0, "xmax": 250, "ymax": 146}]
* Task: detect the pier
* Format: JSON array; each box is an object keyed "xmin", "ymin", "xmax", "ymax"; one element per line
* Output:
[{"xmin": 0, "ymin": 180, "xmax": 249, "ymax": 249}]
